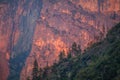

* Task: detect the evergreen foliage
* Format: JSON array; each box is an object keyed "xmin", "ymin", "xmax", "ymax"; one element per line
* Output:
[
  {"xmin": 59, "ymin": 50, "xmax": 66, "ymax": 61},
  {"xmin": 32, "ymin": 59, "xmax": 39, "ymax": 80}
]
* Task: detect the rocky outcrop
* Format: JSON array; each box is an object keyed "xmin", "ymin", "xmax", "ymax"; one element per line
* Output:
[
  {"xmin": 21, "ymin": 0, "xmax": 120, "ymax": 80},
  {"xmin": 0, "ymin": 0, "xmax": 120, "ymax": 80}
]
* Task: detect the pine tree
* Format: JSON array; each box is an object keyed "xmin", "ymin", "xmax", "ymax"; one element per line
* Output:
[
  {"xmin": 59, "ymin": 50, "xmax": 65, "ymax": 61},
  {"xmin": 32, "ymin": 59, "xmax": 39, "ymax": 80},
  {"xmin": 38, "ymin": 67, "xmax": 43, "ymax": 80},
  {"xmin": 71, "ymin": 42, "xmax": 81, "ymax": 56},
  {"xmin": 26, "ymin": 76, "xmax": 30, "ymax": 80},
  {"xmin": 67, "ymin": 49, "xmax": 72, "ymax": 59},
  {"xmin": 77, "ymin": 44, "xmax": 81, "ymax": 55},
  {"xmin": 72, "ymin": 42, "xmax": 77, "ymax": 51}
]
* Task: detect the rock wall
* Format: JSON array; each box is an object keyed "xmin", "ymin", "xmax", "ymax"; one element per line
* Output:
[
  {"xmin": 0, "ymin": 0, "xmax": 120, "ymax": 80},
  {"xmin": 21, "ymin": 0, "xmax": 120, "ymax": 80},
  {"xmin": 0, "ymin": 2, "xmax": 12, "ymax": 80}
]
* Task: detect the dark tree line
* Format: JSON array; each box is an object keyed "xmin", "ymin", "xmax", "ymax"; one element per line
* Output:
[{"xmin": 27, "ymin": 42, "xmax": 82, "ymax": 80}]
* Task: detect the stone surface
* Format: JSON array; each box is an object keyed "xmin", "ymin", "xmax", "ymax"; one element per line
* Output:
[{"xmin": 0, "ymin": 0, "xmax": 120, "ymax": 80}]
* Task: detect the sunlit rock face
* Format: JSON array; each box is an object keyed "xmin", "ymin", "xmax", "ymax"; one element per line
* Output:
[
  {"xmin": 21, "ymin": 0, "xmax": 120, "ymax": 80},
  {"xmin": 0, "ymin": 0, "xmax": 120, "ymax": 80},
  {"xmin": 0, "ymin": 2, "xmax": 12, "ymax": 80},
  {"xmin": 0, "ymin": 0, "xmax": 42, "ymax": 80}
]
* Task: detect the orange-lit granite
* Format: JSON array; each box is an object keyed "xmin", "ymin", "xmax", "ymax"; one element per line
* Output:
[
  {"xmin": 0, "ymin": 0, "xmax": 120, "ymax": 80},
  {"xmin": 0, "ymin": 3, "xmax": 10, "ymax": 80},
  {"xmin": 20, "ymin": 0, "xmax": 120, "ymax": 80}
]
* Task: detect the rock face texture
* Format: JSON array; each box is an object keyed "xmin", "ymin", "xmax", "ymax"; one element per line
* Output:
[
  {"xmin": 0, "ymin": 2, "xmax": 12, "ymax": 80},
  {"xmin": 0, "ymin": 0, "xmax": 120, "ymax": 80}
]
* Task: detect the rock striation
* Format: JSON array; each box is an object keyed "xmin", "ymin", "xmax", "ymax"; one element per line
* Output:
[{"xmin": 0, "ymin": 0, "xmax": 120, "ymax": 80}]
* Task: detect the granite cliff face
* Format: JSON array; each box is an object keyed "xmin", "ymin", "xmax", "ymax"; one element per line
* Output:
[
  {"xmin": 0, "ymin": 0, "xmax": 120, "ymax": 80},
  {"xmin": 0, "ymin": 2, "xmax": 13, "ymax": 80}
]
